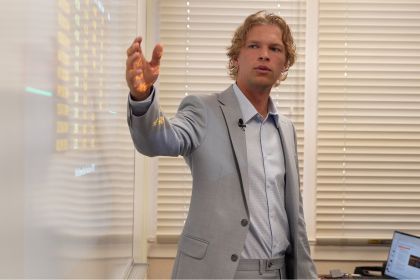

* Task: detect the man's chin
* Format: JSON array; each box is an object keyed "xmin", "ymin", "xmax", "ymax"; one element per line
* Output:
[{"xmin": 253, "ymin": 78, "xmax": 276, "ymax": 88}]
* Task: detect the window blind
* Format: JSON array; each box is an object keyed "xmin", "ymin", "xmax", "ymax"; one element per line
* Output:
[
  {"xmin": 316, "ymin": 0, "xmax": 420, "ymax": 242},
  {"xmin": 156, "ymin": 0, "xmax": 307, "ymax": 242}
]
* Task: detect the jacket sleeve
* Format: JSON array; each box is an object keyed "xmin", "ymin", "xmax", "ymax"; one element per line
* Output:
[
  {"xmin": 291, "ymin": 123, "xmax": 318, "ymax": 279},
  {"xmin": 127, "ymin": 92, "xmax": 207, "ymax": 157}
]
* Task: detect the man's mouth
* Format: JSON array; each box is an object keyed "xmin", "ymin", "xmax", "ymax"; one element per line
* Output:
[{"xmin": 255, "ymin": 65, "xmax": 271, "ymax": 72}]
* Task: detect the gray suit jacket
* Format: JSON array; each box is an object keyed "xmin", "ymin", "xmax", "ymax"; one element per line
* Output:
[{"xmin": 127, "ymin": 85, "xmax": 317, "ymax": 279}]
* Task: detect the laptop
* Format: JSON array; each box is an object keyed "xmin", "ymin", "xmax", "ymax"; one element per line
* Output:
[{"xmin": 383, "ymin": 231, "xmax": 420, "ymax": 279}]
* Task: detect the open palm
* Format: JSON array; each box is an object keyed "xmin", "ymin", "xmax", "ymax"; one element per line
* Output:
[{"xmin": 126, "ymin": 37, "xmax": 163, "ymax": 100}]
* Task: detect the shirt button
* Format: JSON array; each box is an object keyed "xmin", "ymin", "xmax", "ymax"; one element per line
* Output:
[
  {"xmin": 241, "ymin": 219, "xmax": 248, "ymax": 227},
  {"xmin": 231, "ymin": 254, "xmax": 238, "ymax": 262}
]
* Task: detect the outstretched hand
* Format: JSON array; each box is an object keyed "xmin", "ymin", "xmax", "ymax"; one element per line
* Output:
[{"xmin": 126, "ymin": 37, "xmax": 163, "ymax": 100}]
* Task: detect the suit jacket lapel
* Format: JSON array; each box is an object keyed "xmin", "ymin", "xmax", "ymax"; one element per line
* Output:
[{"xmin": 218, "ymin": 86, "xmax": 250, "ymax": 215}]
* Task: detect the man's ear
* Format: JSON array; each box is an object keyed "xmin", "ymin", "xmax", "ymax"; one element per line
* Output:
[
  {"xmin": 283, "ymin": 62, "xmax": 289, "ymax": 73},
  {"xmin": 233, "ymin": 57, "xmax": 239, "ymax": 66},
  {"xmin": 232, "ymin": 58, "xmax": 240, "ymax": 73}
]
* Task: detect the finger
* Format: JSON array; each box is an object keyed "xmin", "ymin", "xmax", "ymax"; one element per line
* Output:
[
  {"xmin": 133, "ymin": 36, "xmax": 142, "ymax": 44},
  {"xmin": 126, "ymin": 41, "xmax": 140, "ymax": 57},
  {"xmin": 126, "ymin": 36, "xmax": 142, "ymax": 56},
  {"xmin": 126, "ymin": 42, "xmax": 137, "ymax": 57},
  {"xmin": 126, "ymin": 52, "xmax": 140, "ymax": 69},
  {"xmin": 150, "ymin": 43, "xmax": 163, "ymax": 67}
]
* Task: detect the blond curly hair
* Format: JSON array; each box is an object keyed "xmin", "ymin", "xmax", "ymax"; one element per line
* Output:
[{"xmin": 226, "ymin": 10, "xmax": 296, "ymax": 83}]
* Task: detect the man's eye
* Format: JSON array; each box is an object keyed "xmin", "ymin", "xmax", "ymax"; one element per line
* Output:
[
  {"xmin": 248, "ymin": 44, "xmax": 258, "ymax": 48},
  {"xmin": 271, "ymin": 47, "xmax": 282, "ymax": 52}
]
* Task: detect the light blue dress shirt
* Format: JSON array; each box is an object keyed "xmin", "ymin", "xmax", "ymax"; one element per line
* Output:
[{"xmin": 232, "ymin": 84, "xmax": 290, "ymax": 259}]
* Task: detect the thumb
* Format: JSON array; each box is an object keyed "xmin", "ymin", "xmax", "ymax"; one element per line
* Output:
[{"xmin": 150, "ymin": 43, "xmax": 163, "ymax": 67}]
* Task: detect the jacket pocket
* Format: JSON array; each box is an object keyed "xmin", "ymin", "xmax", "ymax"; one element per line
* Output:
[{"xmin": 179, "ymin": 234, "xmax": 209, "ymax": 260}]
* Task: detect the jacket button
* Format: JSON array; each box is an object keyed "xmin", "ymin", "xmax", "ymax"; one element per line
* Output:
[
  {"xmin": 231, "ymin": 254, "xmax": 238, "ymax": 262},
  {"xmin": 241, "ymin": 219, "xmax": 248, "ymax": 227}
]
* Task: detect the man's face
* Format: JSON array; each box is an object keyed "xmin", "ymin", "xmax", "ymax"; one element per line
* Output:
[{"xmin": 235, "ymin": 24, "xmax": 287, "ymax": 91}]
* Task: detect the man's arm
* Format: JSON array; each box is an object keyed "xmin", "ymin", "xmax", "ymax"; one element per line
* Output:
[
  {"xmin": 125, "ymin": 37, "xmax": 207, "ymax": 158},
  {"xmin": 127, "ymin": 90, "xmax": 208, "ymax": 157}
]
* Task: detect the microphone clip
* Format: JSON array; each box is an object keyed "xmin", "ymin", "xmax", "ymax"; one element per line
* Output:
[{"xmin": 238, "ymin": 118, "xmax": 246, "ymax": 131}]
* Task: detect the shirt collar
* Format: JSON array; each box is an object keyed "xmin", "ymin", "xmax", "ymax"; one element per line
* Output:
[{"xmin": 232, "ymin": 83, "xmax": 279, "ymax": 125}]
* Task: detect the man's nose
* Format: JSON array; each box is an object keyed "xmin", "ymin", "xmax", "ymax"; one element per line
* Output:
[{"xmin": 258, "ymin": 47, "xmax": 269, "ymax": 61}]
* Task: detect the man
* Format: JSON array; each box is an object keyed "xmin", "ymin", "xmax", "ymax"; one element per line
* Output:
[{"xmin": 126, "ymin": 11, "xmax": 317, "ymax": 279}]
